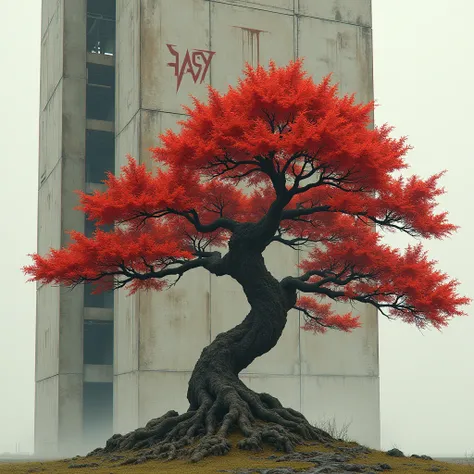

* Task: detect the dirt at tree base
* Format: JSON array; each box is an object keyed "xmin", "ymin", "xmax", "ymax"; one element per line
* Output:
[{"xmin": 1, "ymin": 432, "xmax": 472, "ymax": 474}]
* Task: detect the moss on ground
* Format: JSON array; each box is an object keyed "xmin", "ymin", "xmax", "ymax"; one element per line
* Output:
[{"xmin": 0, "ymin": 434, "xmax": 471, "ymax": 473}]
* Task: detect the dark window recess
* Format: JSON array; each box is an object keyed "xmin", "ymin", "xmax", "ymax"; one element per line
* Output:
[
  {"xmin": 87, "ymin": 64, "xmax": 115, "ymax": 121},
  {"xmin": 85, "ymin": 130, "xmax": 115, "ymax": 184},
  {"xmin": 84, "ymin": 320, "xmax": 114, "ymax": 365},
  {"xmin": 88, "ymin": 62, "xmax": 114, "ymax": 87},
  {"xmin": 83, "ymin": 382, "xmax": 113, "ymax": 447},
  {"xmin": 87, "ymin": 0, "xmax": 116, "ymax": 56},
  {"xmin": 87, "ymin": 0, "xmax": 116, "ymax": 19},
  {"xmin": 84, "ymin": 282, "xmax": 114, "ymax": 309},
  {"xmin": 85, "ymin": 217, "xmax": 114, "ymax": 238}
]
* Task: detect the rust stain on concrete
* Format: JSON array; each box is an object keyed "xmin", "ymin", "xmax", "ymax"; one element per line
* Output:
[{"xmin": 233, "ymin": 26, "xmax": 267, "ymax": 68}]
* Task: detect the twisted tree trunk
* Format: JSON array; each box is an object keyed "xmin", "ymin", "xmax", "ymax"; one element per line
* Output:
[{"xmin": 95, "ymin": 246, "xmax": 331, "ymax": 463}]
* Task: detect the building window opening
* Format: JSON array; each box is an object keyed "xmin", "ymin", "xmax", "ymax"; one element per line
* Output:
[
  {"xmin": 84, "ymin": 282, "xmax": 114, "ymax": 309},
  {"xmin": 83, "ymin": 382, "xmax": 113, "ymax": 450},
  {"xmin": 87, "ymin": 63, "xmax": 115, "ymax": 121},
  {"xmin": 84, "ymin": 320, "xmax": 114, "ymax": 365},
  {"xmin": 87, "ymin": 0, "xmax": 116, "ymax": 56},
  {"xmin": 85, "ymin": 130, "xmax": 115, "ymax": 184}
]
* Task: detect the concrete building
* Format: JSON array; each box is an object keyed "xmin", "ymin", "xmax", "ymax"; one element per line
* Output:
[{"xmin": 37, "ymin": 0, "xmax": 378, "ymax": 457}]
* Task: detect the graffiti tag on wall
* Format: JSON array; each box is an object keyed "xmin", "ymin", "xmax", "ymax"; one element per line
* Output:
[{"xmin": 167, "ymin": 44, "xmax": 215, "ymax": 92}]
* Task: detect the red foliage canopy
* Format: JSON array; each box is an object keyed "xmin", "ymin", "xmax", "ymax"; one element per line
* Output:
[{"xmin": 25, "ymin": 61, "xmax": 469, "ymax": 332}]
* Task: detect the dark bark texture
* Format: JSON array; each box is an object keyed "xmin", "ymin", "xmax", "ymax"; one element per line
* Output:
[{"xmin": 91, "ymin": 227, "xmax": 332, "ymax": 464}]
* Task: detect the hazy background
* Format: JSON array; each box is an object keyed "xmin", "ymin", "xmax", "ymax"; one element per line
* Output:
[{"xmin": 0, "ymin": 0, "xmax": 472, "ymax": 457}]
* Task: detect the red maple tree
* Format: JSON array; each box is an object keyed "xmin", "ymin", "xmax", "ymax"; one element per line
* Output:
[{"xmin": 25, "ymin": 61, "xmax": 468, "ymax": 461}]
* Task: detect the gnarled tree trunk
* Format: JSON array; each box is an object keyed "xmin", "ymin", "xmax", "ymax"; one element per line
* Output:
[{"xmin": 95, "ymin": 246, "xmax": 331, "ymax": 463}]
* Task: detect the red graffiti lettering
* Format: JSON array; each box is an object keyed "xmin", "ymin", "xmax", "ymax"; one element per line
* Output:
[{"xmin": 167, "ymin": 44, "xmax": 215, "ymax": 92}]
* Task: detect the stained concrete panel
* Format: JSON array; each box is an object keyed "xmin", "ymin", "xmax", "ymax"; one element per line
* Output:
[
  {"xmin": 38, "ymin": 160, "xmax": 62, "ymax": 256},
  {"xmin": 116, "ymin": 0, "xmax": 141, "ymax": 134},
  {"xmin": 36, "ymin": 284, "xmax": 60, "ymax": 382},
  {"xmin": 298, "ymin": 0, "xmax": 372, "ymax": 27},
  {"xmin": 58, "ymin": 374, "xmax": 83, "ymax": 455},
  {"xmin": 301, "ymin": 375, "xmax": 379, "ymax": 448},
  {"xmin": 240, "ymin": 374, "xmax": 301, "ymax": 411},
  {"xmin": 63, "ymin": 1, "xmax": 87, "ymax": 78},
  {"xmin": 39, "ymin": 80, "xmax": 62, "ymax": 187},
  {"xmin": 116, "ymin": 0, "xmax": 135, "ymax": 21},
  {"xmin": 40, "ymin": 2, "xmax": 63, "ymax": 111},
  {"xmin": 58, "ymin": 286, "xmax": 84, "ymax": 375},
  {"xmin": 35, "ymin": 376, "xmax": 59, "ymax": 456},
  {"xmin": 61, "ymin": 155, "xmax": 85, "ymax": 238},
  {"xmin": 61, "ymin": 77, "xmax": 86, "ymax": 163},
  {"xmin": 138, "ymin": 371, "xmax": 190, "ymax": 426},
  {"xmin": 114, "ymin": 289, "xmax": 139, "ymax": 375},
  {"xmin": 116, "ymin": 110, "xmax": 140, "ymax": 170},
  {"xmin": 139, "ymin": 109, "xmax": 185, "ymax": 171},
  {"xmin": 140, "ymin": 0, "xmax": 211, "ymax": 114},
  {"xmin": 210, "ymin": 2, "xmax": 294, "ymax": 90},
  {"xmin": 42, "ymin": 0, "xmax": 61, "ymax": 38},
  {"xmin": 138, "ymin": 270, "xmax": 211, "ymax": 371},
  {"xmin": 298, "ymin": 17, "xmax": 373, "ymax": 104},
  {"xmin": 114, "ymin": 372, "xmax": 139, "ymax": 434},
  {"xmin": 300, "ymin": 301, "xmax": 378, "ymax": 376}
]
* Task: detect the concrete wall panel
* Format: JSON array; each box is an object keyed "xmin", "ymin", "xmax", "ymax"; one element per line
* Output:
[
  {"xmin": 61, "ymin": 76, "xmax": 86, "ymax": 164},
  {"xmin": 39, "ymin": 80, "xmax": 62, "ymax": 187},
  {"xmin": 114, "ymin": 289, "xmax": 139, "ymax": 375},
  {"xmin": 114, "ymin": 372, "xmax": 139, "ymax": 434},
  {"xmin": 36, "ymin": 284, "xmax": 60, "ymax": 381},
  {"xmin": 139, "ymin": 110, "xmax": 185, "ymax": 170},
  {"xmin": 300, "ymin": 302, "xmax": 378, "ymax": 376},
  {"xmin": 42, "ymin": 0, "xmax": 61, "ymax": 38},
  {"xmin": 63, "ymin": 1, "xmax": 87, "ymax": 78},
  {"xmin": 58, "ymin": 374, "xmax": 83, "ymax": 455},
  {"xmin": 35, "ymin": 376, "xmax": 59, "ymax": 456},
  {"xmin": 58, "ymin": 286, "xmax": 84, "ymax": 374},
  {"xmin": 40, "ymin": 2, "xmax": 63, "ymax": 111},
  {"xmin": 116, "ymin": 110, "xmax": 140, "ymax": 170},
  {"xmin": 138, "ymin": 371, "xmax": 190, "ymax": 426},
  {"xmin": 298, "ymin": 0, "xmax": 372, "ymax": 27},
  {"xmin": 116, "ymin": 0, "xmax": 134, "ymax": 21},
  {"xmin": 38, "ymin": 160, "xmax": 62, "ymax": 256},
  {"xmin": 301, "ymin": 375, "xmax": 379, "ymax": 448},
  {"xmin": 240, "ymin": 374, "xmax": 301, "ymax": 410},
  {"xmin": 298, "ymin": 17, "xmax": 373, "ymax": 104},
  {"xmin": 116, "ymin": 0, "xmax": 140, "ymax": 134},
  {"xmin": 210, "ymin": 2, "xmax": 294, "ymax": 90},
  {"xmin": 138, "ymin": 269, "xmax": 211, "ymax": 371},
  {"xmin": 61, "ymin": 155, "xmax": 85, "ymax": 238},
  {"xmin": 140, "ymin": 0, "xmax": 211, "ymax": 114}
]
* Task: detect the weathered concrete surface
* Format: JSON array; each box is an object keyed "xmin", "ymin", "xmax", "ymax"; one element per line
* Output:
[
  {"xmin": 114, "ymin": 0, "xmax": 379, "ymax": 450},
  {"xmin": 36, "ymin": 0, "xmax": 87, "ymax": 457},
  {"xmin": 298, "ymin": 0, "xmax": 372, "ymax": 27}
]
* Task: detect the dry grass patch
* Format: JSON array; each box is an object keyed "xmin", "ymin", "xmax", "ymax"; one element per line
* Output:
[{"xmin": 0, "ymin": 435, "xmax": 471, "ymax": 473}]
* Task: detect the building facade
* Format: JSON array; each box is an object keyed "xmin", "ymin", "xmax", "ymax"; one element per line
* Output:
[{"xmin": 37, "ymin": 0, "xmax": 378, "ymax": 457}]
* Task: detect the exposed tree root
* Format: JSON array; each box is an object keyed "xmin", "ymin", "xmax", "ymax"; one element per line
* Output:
[{"xmin": 91, "ymin": 384, "xmax": 332, "ymax": 464}]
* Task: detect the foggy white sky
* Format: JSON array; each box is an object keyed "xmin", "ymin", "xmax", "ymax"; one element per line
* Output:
[{"xmin": 0, "ymin": 0, "xmax": 472, "ymax": 458}]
